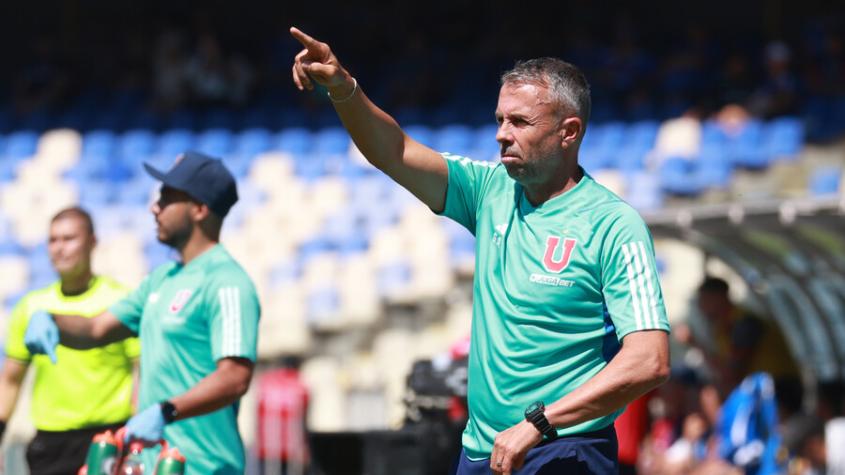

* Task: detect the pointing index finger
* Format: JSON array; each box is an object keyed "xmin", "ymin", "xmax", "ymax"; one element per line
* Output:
[{"xmin": 290, "ymin": 27, "xmax": 320, "ymax": 53}]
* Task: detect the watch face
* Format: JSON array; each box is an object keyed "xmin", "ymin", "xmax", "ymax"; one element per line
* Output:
[{"xmin": 525, "ymin": 401, "xmax": 544, "ymax": 417}]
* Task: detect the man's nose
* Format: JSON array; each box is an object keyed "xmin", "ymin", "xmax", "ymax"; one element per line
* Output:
[{"xmin": 495, "ymin": 124, "xmax": 511, "ymax": 144}]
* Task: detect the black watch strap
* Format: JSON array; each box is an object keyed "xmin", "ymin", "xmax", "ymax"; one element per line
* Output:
[
  {"xmin": 160, "ymin": 401, "xmax": 179, "ymax": 424},
  {"xmin": 525, "ymin": 402, "xmax": 558, "ymax": 440}
]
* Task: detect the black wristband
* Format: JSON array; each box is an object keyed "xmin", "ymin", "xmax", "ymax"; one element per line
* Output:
[
  {"xmin": 160, "ymin": 401, "xmax": 179, "ymax": 424},
  {"xmin": 524, "ymin": 401, "xmax": 558, "ymax": 440},
  {"xmin": 0, "ymin": 420, "xmax": 6, "ymax": 440}
]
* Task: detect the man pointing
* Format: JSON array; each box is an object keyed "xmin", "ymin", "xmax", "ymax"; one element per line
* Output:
[{"xmin": 290, "ymin": 27, "xmax": 670, "ymax": 474}]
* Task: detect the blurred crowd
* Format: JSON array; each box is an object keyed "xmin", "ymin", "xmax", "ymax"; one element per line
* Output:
[
  {"xmin": 618, "ymin": 277, "xmax": 844, "ymax": 475},
  {"xmin": 2, "ymin": 1, "xmax": 844, "ymax": 139}
]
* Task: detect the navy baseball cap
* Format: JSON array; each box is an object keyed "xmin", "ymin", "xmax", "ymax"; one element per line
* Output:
[{"xmin": 144, "ymin": 151, "xmax": 238, "ymax": 218}]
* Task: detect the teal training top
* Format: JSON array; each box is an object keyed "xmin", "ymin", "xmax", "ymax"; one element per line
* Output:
[
  {"xmin": 111, "ymin": 244, "xmax": 260, "ymax": 475},
  {"xmin": 439, "ymin": 154, "xmax": 670, "ymax": 460}
]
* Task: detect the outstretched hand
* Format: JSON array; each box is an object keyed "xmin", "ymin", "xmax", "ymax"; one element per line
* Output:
[
  {"xmin": 290, "ymin": 27, "xmax": 354, "ymax": 96},
  {"xmin": 24, "ymin": 310, "xmax": 59, "ymax": 364},
  {"xmin": 125, "ymin": 404, "xmax": 166, "ymax": 445}
]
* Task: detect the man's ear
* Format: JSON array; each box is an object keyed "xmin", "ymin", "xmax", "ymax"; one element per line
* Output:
[
  {"xmin": 559, "ymin": 116, "xmax": 583, "ymax": 148},
  {"xmin": 191, "ymin": 202, "xmax": 211, "ymax": 222}
]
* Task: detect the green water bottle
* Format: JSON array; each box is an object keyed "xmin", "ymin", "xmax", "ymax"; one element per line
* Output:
[
  {"xmin": 154, "ymin": 446, "xmax": 186, "ymax": 475},
  {"xmin": 80, "ymin": 430, "xmax": 120, "ymax": 475}
]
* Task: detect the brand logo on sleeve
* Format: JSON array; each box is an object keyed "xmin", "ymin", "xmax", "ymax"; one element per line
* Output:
[
  {"xmin": 168, "ymin": 289, "xmax": 193, "ymax": 313},
  {"xmin": 542, "ymin": 236, "xmax": 577, "ymax": 273}
]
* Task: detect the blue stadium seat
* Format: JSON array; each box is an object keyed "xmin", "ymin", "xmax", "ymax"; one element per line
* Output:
[
  {"xmin": 312, "ymin": 127, "xmax": 350, "ymax": 157},
  {"xmin": 298, "ymin": 237, "xmax": 334, "ymax": 263},
  {"xmin": 119, "ymin": 129, "xmax": 157, "ymax": 164},
  {"xmin": 306, "ymin": 286, "xmax": 340, "ymax": 324},
  {"xmin": 157, "ymin": 129, "xmax": 196, "ymax": 159},
  {"xmin": 376, "ymin": 262, "xmax": 412, "ymax": 298},
  {"xmin": 144, "ymin": 241, "xmax": 175, "ymax": 270},
  {"xmin": 762, "ymin": 117, "xmax": 803, "ymax": 160},
  {"xmin": 433, "ymin": 124, "xmax": 474, "ymax": 156},
  {"xmin": 808, "ymin": 166, "xmax": 841, "ymax": 196},
  {"xmin": 79, "ymin": 182, "xmax": 119, "ymax": 207},
  {"xmin": 28, "ymin": 244, "xmax": 56, "ymax": 288},
  {"xmin": 337, "ymin": 235, "xmax": 369, "ymax": 257},
  {"xmin": 0, "ymin": 155, "xmax": 17, "ymax": 181},
  {"xmin": 3, "ymin": 130, "xmax": 38, "ymax": 160},
  {"xmin": 626, "ymin": 121, "xmax": 659, "ymax": 151},
  {"xmin": 117, "ymin": 176, "xmax": 156, "ymax": 206},
  {"xmin": 234, "ymin": 128, "xmax": 272, "ymax": 159},
  {"xmin": 726, "ymin": 120, "xmax": 768, "ymax": 169},
  {"xmin": 196, "ymin": 128, "xmax": 234, "ymax": 157},
  {"xmin": 658, "ymin": 157, "xmax": 703, "ymax": 196},
  {"xmin": 274, "ymin": 127, "xmax": 312, "ymax": 156},
  {"xmin": 322, "ymin": 211, "xmax": 366, "ymax": 252},
  {"xmin": 293, "ymin": 154, "xmax": 328, "ymax": 181},
  {"xmin": 81, "ymin": 130, "xmax": 118, "ymax": 161},
  {"xmin": 614, "ymin": 147, "xmax": 648, "ymax": 172},
  {"xmin": 269, "ymin": 259, "xmax": 302, "ymax": 288},
  {"xmin": 472, "ymin": 124, "xmax": 499, "ymax": 161},
  {"xmin": 700, "ymin": 121, "xmax": 727, "ymax": 148},
  {"xmin": 626, "ymin": 173, "xmax": 664, "ymax": 211},
  {"xmin": 404, "ymin": 125, "xmax": 434, "ymax": 148},
  {"xmin": 695, "ymin": 147, "xmax": 733, "ymax": 189}
]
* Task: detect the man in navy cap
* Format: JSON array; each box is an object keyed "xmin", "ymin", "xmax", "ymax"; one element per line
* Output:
[{"xmin": 25, "ymin": 152, "xmax": 261, "ymax": 475}]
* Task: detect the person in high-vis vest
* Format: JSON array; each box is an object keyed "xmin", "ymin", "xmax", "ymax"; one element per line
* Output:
[
  {"xmin": 0, "ymin": 207, "xmax": 139, "ymax": 475},
  {"xmin": 24, "ymin": 152, "xmax": 260, "ymax": 475}
]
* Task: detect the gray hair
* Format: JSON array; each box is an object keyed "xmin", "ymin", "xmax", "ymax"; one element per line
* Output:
[{"xmin": 501, "ymin": 58, "xmax": 592, "ymax": 126}]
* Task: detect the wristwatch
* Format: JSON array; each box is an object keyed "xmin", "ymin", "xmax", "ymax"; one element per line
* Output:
[
  {"xmin": 160, "ymin": 401, "xmax": 179, "ymax": 424},
  {"xmin": 524, "ymin": 401, "xmax": 558, "ymax": 440}
]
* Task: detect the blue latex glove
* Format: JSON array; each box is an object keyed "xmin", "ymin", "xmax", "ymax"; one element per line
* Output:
[
  {"xmin": 125, "ymin": 404, "xmax": 166, "ymax": 443},
  {"xmin": 24, "ymin": 311, "xmax": 58, "ymax": 364}
]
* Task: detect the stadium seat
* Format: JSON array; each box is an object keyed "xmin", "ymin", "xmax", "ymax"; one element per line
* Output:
[
  {"xmin": 157, "ymin": 129, "xmax": 196, "ymax": 159},
  {"xmin": 471, "ymin": 123, "xmax": 499, "ymax": 161},
  {"xmin": 404, "ymin": 125, "xmax": 434, "ymax": 148},
  {"xmin": 196, "ymin": 128, "xmax": 234, "ymax": 157},
  {"xmin": 762, "ymin": 117, "xmax": 803, "ymax": 161},
  {"xmin": 268, "ymin": 258, "xmax": 302, "ymax": 288},
  {"xmin": 234, "ymin": 128, "xmax": 272, "ymax": 159},
  {"xmin": 81, "ymin": 129, "xmax": 118, "ymax": 161},
  {"xmin": 626, "ymin": 120, "xmax": 660, "ymax": 151},
  {"xmin": 625, "ymin": 172, "xmax": 664, "ymax": 211},
  {"xmin": 118, "ymin": 129, "xmax": 157, "ymax": 164},
  {"xmin": 0, "ymin": 255, "xmax": 29, "ymax": 297},
  {"xmin": 726, "ymin": 120, "xmax": 768, "ymax": 169},
  {"xmin": 808, "ymin": 166, "xmax": 842, "ymax": 196},
  {"xmin": 312, "ymin": 127, "xmax": 350, "ymax": 157},
  {"xmin": 433, "ymin": 124, "xmax": 474, "ymax": 156},
  {"xmin": 306, "ymin": 286, "xmax": 342, "ymax": 327},
  {"xmin": 2, "ymin": 130, "xmax": 38, "ymax": 160},
  {"xmin": 695, "ymin": 145, "xmax": 733, "ymax": 189},
  {"xmin": 79, "ymin": 182, "xmax": 119, "ymax": 207},
  {"xmin": 274, "ymin": 127, "xmax": 312, "ymax": 156},
  {"xmin": 259, "ymin": 284, "xmax": 311, "ymax": 357},
  {"xmin": 658, "ymin": 157, "xmax": 703, "ymax": 196}
]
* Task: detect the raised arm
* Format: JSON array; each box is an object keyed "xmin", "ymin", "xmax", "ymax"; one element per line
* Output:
[{"xmin": 290, "ymin": 27, "xmax": 448, "ymax": 212}]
